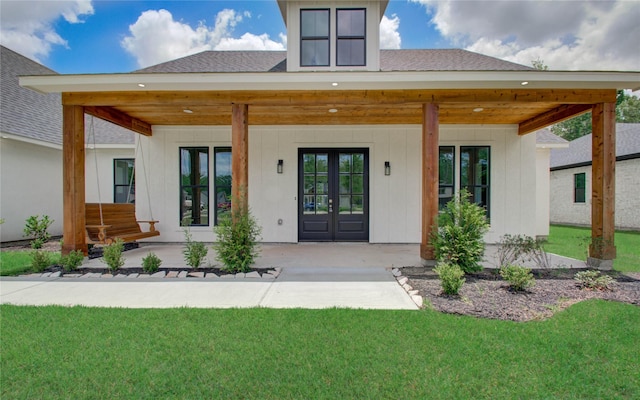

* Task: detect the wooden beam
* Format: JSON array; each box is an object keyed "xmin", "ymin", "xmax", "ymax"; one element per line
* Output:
[
  {"xmin": 84, "ymin": 105, "xmax": 152, "ymax": 136},
  {"xmin": 420, "ymin": 103, "xmax": 439, "ymax": 263},
  {"xmin": 231, "ymin": 104, "xmax": 249, "ymax": 217},
  {"xmin": 62, "ymin": 105, "xmax": 88, "ymax": 255},
  {"xmin": 590, "ymin": 102, "xmax": 617, "ymax": 262},
  {"xmin": 518, "ymin": 104, "xmax": 592, "ymax": 135},
  {"xmin": 63, "ymin": 89, "xmax": 617, "ymax": 107}
]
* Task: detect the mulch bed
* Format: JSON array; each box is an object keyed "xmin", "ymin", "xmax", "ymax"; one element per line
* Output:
[{"xmin": 403, "ymin": 267, "xmax": 640, "ymax": 321}]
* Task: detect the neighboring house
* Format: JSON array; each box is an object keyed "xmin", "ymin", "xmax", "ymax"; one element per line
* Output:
[
  {"xmin": 20, "ymin": 0, "xmax": 639, "ymax": 264},
  {"xmin": 0, "ymin": 46, "xmax": 135, "ymax": 242},
  {"xmin": 535, "ymin": 129, "xmax": 569, "ymax": 239},
  {"xmin": 550, "ymin": 123, "xmax": 640, "ymax": 230}
]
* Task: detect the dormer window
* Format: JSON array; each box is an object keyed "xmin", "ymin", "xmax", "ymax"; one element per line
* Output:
[
  {"xmin": 300, "ymin": 9, "xmax": 330, "ymax": 67},
  {"xmin": 336, "ymin": 9, "xmax": 366, "ymax": 66}
]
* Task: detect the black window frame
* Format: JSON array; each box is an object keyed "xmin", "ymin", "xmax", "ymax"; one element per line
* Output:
[
  {"xmin": 438, "ymin": 146, "xmax": 455, "ymax": 210},
  {"xmin": 460, "ymin": 146, "xmax": 490, "ymax": 216},
  {"xmin": 179, "ymin": 147, "xmax": 209, "ymax": 227},
  {"xmin": 214, "ymin": 147, "xmax": 232, "ymax": 226},
  {"xmin": 336, "ymin": 8, "xmax": 366, "ymax": 67},
  {"xmin": 574, "ymin": 172, "xmax": 586, "ymax": 203},
  {"xmin": 300, "ymin": 8, "xmax": 330, "ymax": 67},
  {"xmin": 113, "ymin": 158, "xmax": 135, "ymax": 204}
]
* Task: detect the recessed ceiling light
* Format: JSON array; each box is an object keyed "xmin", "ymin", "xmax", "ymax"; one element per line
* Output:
[
  {"xmin": 473, "ymin": 107, "xmax": 484, "ymax": 112},
  {"xmin": 328, "ymin": 108, "xmax": 338, "ymax": 113},
  {"xmin": 183, "ymin": 109, "xmax": 193, "ymax": 114},
  {"xmin": 138, "ymin": 83, "xmax": 146, "ymax": 88},
  {"xmin": 521, "ymin": 81, "xmax": 529, "ymax": 86},
  {"xmin": 332, "ymin": 82, "xmax": 339, "ymax": 87}
]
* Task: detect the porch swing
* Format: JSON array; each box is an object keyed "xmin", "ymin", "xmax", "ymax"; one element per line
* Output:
[{"xmin": 84, "ymin": 116, "xmax": 160, "ymax": 245}]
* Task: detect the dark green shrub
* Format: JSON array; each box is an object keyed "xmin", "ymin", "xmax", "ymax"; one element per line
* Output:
[
  {"xmin": 30, "ymin": 250, "xmax": 51, "ymax": 273},
  {"xmin": 142, "ymin": 252, "xmax": 162, "ymax": 274},
  {"xmin": 102, "ymin": 239, "xmax": 125, "ymax": 274},
  {"xmin": 431, "ymin": 190, "xmax": 489, "ymax": 273},
  {"xmin": 214, "ymin": 207, "xmax": 262, "ymax": 274},
  {"xmin": 60, "ymin": 250, "xmax": 84, "ymax": 272},
  {"xmin": 23, "ymin": 215, "xmax": 53, "ymax": 249},
  {"xmin": 433, "ymin": 263, "xmax": 465, "ymax": 295},
  {"xmin": 574, "ymin": 270, "xmax": 614, "ymax": 291},
  {"xmin": 500, "ymin": 264, "xmax": 535, "ymax": 291}
]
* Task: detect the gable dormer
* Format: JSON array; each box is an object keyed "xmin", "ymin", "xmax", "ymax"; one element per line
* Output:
[{"xmin": 278, "ymin": 0, "xmax": 388, "ymax": 72}]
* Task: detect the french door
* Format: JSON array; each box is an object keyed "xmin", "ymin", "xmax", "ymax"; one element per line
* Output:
[{"xmin": 298, "ymin": 149, "xmax": 369, "ymax": 241}]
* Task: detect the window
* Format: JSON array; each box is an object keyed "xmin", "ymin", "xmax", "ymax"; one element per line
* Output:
[
  {"xmin": 180, "ymin": 147, "xmax": 209, "ymax": 226},
  {"xmin": 336, "ymin": 9, "xmax": 366, "ymax": 66},
  {"xmin": 300, "ymin": 9, "xmax": 329, "ymax": 67},
  {"xmin": 214, "ymin": 148, "xmax": 232, "ymax": 225},
  {"xmin": 438, "ymin": 147, "xmax": 455, "ymax": 209},
  {"xmin": 574, "ymin": 173, "xmax": 586, "ymax": 203},
  {"xmin": 114, "ymin": 159, "xmax": 135, "ymax": 203},
  {"xmin": 460, "ymin": 146, "xmax": 490, "ymax": 214}
]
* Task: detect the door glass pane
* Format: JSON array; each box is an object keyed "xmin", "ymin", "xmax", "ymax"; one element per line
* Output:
[
  {"xmin": 316, "ymin": 195, "xmax": 328, "ymax": 214},
  {"xmin": 303, "ymin": 195, "xmax": 315, "ymax": 214},
  {"xmin": 339, "ymin": 175, "xmax": 351, "ymax": 194},
  {"xmin": 303, "ymin": 154, "xmax": 316, "ymax": 173},
  {"xmin": 352, "ymin": 175, "xmax": 363, "ymax": 194},
  {"xmin": 316, "ymin": 175, "xmax": 328, "ymax": 194},
  {"xmin": 339, "ymin": 154, "xmax": 351, "ymax": 173},
  {"xmin": 352, "ymin": 153, "xmax": 364, "ymax": 173},
  {"xmin": 316, "ymin": 154, "xmax": 328, "ymax": 173},
  {"xmin": 339, "ymin": 195, "xmax": 351, "ymax": 214},
  {"xmin": 352, "ymin": 195, "xmax": 364, "ymax": 214},
  {"xmin": 304, "ymin": 176, "xmax": 315, "ymax": 195}
]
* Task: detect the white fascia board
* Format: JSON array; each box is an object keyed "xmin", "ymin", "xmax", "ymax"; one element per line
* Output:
[
  {"xmin": 20, "ymin": 70, "xmax": 640, "ymax": 94},
  {"xmin": 537, "ymin": 142, "xmax": 571, "ymax": 149},
  {"xmin": 0, "ymin": 132, "xmax": 62, "ymax": 150}
]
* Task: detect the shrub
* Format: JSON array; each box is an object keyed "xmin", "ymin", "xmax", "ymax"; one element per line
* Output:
[
  {"xmin": 574, "ymin": 270, "xmax": 615, "ymax": 291},
  {"xmin": 214, "ymin": 206, "xmax": 262, "ymax": 274},
  {"xmin": 102, "ymin": 239, "xmax": 125, "ymax": 274},
  {"xmin": 23, "ymin": 215, "xmax": 54, "ymax": 249},
  {"xmin": 142, "ymin": 252, "xmax": 162, "ymax": 274},
  {"xmin": 60, "ymin": 250, "xmax": 84, "ymax": 272},
  {"xmin": 30, "ymin": 250, "xmax": 52, "ymax": 273},
  {"xmin": 500, "ymin": 264, "xmax": 535, "ymax": 291},
  {"xmin": 496, "ymin": 234, "xmax": 550, "ymax": 269},
  {"xmin": 431, "ymin": 189, "xmax": 489, "ymax": 273},
  {"xmin": 182, "ymin": 223, "xmax": 208, "ymax": 269},
  {"xmin": 433, "ymin": 263, "xmax": 465, "ymax": 295}
]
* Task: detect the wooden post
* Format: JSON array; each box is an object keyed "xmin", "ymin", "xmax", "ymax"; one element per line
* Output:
[
  {"xmin": 421, "ymin": 103, "xmax": 439, "ymax": 263},
  {"xmin": 62, "ymin": 105, "xmax": 87, "ymax": 255},
  {"xmin": 231, "ymin": 104, "xmax": 249, "ymax": 219},
  {"xmin": 589, "ymin": 102, "xmax": 616, "ymax": 265}
]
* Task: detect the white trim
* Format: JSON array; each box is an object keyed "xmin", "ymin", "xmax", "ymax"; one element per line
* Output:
[
  {"xmin": 0, "ymin": 132, "xmax": 61, "ymax": 150},
  {"xmin": 20, "ymin": 70, "xmax": 640, "ymax": 94}
]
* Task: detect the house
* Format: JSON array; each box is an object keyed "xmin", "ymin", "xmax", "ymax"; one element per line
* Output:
[
  {"xmin": 550, "ymin": 123, "xmax": 640, "ymax": 231},
  {"xmin": 535, "ymin": 129, "xmax": 569, "ymax": 239},
  {"xmin": 0, "ymin": 45, "xmax": 135, "ymax": 242},
  {"xmin": 19, "ymin": 0, "xmax": 639, "ymax": 266}
]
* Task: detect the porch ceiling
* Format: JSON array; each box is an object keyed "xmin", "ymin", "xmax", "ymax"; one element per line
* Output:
[{"xmin": 62, "ymin": 88, "xmax": 618, "ymax": 135}]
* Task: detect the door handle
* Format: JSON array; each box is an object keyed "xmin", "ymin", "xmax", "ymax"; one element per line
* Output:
[{"xmin": 329, "ymin": 198, "xmax": 333, "ymax": 213}]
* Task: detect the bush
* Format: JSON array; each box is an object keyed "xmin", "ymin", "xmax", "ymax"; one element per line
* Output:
[
  {"xmin": 60, "ymin": 250, "xmax": 84, "ymax": 272},
  {"xmin": 500, "ymin": 264, "xmax": 535, "ymax": 291},
  {"xmin": 574, "ymin": 270, "xmax": 615, "ymax": 291},
  {"xmin": 214, "ymin": 206, "xmax": 262, "ymax": 274},
  {"xmin": 142, "ymin": 252, "xmax": 162, "ymax": 274},
  {"xmin": 30, "ymin": 250, "xmax": 52, "ymax": 273},
  {"xmin": 182, "ymin": 224, "xmax": 208, "ymax": 269},
  {"xmin": 102, "ymin": 239, "xmax": 125, "ymax": 274},
  {"xmin": 433, "ymin": 263, "xmax": 465, "ymax": 295},
  {"xmin": 496, "ymin": 234, "xmax": 550, "ymax": 269},
  {"xmin": 431, "ymin": 190, "xmax": 489, "ymax": 273},
  {"xmin": 23, "ymin": 215, "xmax": 54, "ymax": 249}
]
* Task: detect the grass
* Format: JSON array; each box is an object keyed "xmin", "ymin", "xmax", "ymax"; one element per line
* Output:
[
  {"xmin": 1, "ymin": 301, "xmax": 639, "ymax": 399},
  {"xmin": 544, "ymin": 225, "xmax": 640, "ymax": 272},
  {"xmin": 0, "ymin": 250, "xmax": 62, "ymax": 276}
]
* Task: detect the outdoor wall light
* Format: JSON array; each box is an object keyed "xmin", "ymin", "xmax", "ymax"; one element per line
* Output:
[
  {"xmin": 385, "ymin": 161, "xmax": 391, "ymax": 176},
  {"xmin": 277, "ymin": 159, "xmax": 284, "ymax": 174}
]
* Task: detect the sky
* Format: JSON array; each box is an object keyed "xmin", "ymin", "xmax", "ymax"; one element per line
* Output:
[{"xmin": 1, "ymin": 0, "xmax": 639, "ymax": 74}]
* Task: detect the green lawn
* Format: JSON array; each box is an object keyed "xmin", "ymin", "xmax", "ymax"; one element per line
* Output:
[
  {"xmin": 0, "ymin": 250, "xmax": 61, "ymax": 276},
  {"xmin": 545, "ymin": 225, "xmax": 640, "ymax": 272},
  {"xmin": 1, "ymin": 302, "xmax": 639, "ymax": 399}
]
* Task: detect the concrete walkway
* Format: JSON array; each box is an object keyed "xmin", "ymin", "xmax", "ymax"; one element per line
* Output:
[{"xmin": 0, "ymin": 243, "xmax": 583, "ymax": 310}]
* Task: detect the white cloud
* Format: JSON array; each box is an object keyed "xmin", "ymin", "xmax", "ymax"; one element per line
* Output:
[
  {"xmin": 411, "ymin": 0, "xmax": 640, "ymax": 70},
  {"xmin": 0, "ymin": 0, "xmax": 94, "ymax": 62},
  {"xmin": 122, "ymin": 8, "xmax": 286, "ymax": 68},
  {"xmin": 380, "ymin": 14, "xmax": 401, "ymax": 49}
]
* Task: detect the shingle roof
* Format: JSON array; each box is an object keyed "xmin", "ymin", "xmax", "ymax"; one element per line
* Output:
[
  {"xmin": 550, "ymin": 123, "xmax": 640, "ymax": 169},
  {"xmin": 134, "ymin": 49, "xmax": 532, "ymax": 73},
  {"xmin": 536, "ymin": 129, "xmax": 569, "ymax": 145},
  {"xmin": 1, "ymin": 45, "xmax": 133, "ymax": 146}
]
